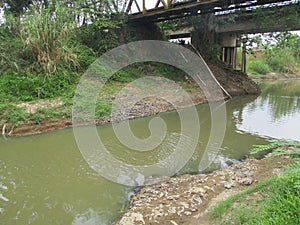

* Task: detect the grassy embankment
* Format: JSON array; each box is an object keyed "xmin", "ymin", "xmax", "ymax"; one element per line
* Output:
[{"xmin": 210, "ymin": 140, "xmax": 300, "ymax": 225}]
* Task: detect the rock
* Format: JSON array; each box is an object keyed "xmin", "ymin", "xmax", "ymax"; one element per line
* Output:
[
  {"xmin": 119, "ymin": 212, "xmax": 145, "ymax": 225},
  {"xmin": 184, "ymin": 211, "xmax": 192, "ymax": 216},
  {"xmin": 170, "ymin": 220, "xmax": 179, "ymax": 225},
  {"xmin": 239, "ymin": 177, "xmax": 253, "ymax": 185},
  {"xmin": 168, "ymin": 207, "xmax": 177, "ymax": 214},
  {"xmin": 224, "ymin": 181, "xmax": 235, "ymax": 189},
  {"xmin": 179, "ymin": 202, "xmax": 189, "ymax": 209},
  {"xmin": 166, "ymin": 194, "xmax": 180, "ymax": 200},
  {"xmin": 189, "ymin": 187, "xmax": 206, "ymax": 196},
  {"xmin": 192, "ymin": 195, "xmax": 202, "ymax": 205}
]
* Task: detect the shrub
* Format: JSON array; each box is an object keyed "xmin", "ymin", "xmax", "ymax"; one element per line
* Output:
[
  {"xmin": 248, "ymin": 60, "xmax": 270, "ymax": 75},
  {"xmin": 266, "ymin": 49, "xmax": 296, "ymax": 73},
  {"xmin": 0, "ymin": 71, "xmax": 77, "ymax": 102},
  {"xmin": 0, "ymin": 103, "xmax": 27, "ymax": 125}
]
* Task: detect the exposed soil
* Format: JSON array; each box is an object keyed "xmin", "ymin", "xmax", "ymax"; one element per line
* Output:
[{"xmin": 117, "ymin": 155, "xmax": 293, "ymax": 225}]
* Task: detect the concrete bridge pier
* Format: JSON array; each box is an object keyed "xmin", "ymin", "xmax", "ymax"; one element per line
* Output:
[
  {"xmin": 190, "ymin": 16, "xmax": 241, "ymax": 70},
  {"xmin": 218, "ymin": 33, "xmax": 240, "ymax": 69}
]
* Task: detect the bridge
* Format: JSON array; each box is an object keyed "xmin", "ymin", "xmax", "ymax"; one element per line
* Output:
[
  {"xmin": 164, "ymin": 3, "xmax": 300, "ymax": 38},
  {"xmin": 124, "ymin": 0, "xmax": 298, "ymax": 22},
  {"xmin": 119, "ymin": 0, "xmax": 299, "ymax": 72}
]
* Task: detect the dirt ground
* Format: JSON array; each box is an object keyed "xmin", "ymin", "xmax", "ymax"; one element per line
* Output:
[{"xmin": 117, "ymin": 155, "xmax": 292, "ymax": 225}]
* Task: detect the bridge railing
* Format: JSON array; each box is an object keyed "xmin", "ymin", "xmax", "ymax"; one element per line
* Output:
[{"xmin": 123, "ymin": 0, "xmax": 179, "ymax": 14}]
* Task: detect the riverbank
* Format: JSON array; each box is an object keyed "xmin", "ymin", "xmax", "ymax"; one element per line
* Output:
[
  {"xmin": 117, "ymin": 154, "xmax": 294, "ymax": 225},
  {"xmin": 249, "ymin": 71, "xmax": 300, "ymax": 80},
  {"xmin": 2, "ymin": 60, "xmax": 260, "ymax": 137}
]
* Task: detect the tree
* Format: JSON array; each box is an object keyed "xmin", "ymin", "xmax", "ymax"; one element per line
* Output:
[{"xmin": 1, "ymin": 0, "xmax": 32, "ymax": 15}]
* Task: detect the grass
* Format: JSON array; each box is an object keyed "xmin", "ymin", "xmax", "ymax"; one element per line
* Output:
[
  {"xmin": 211, "ymin": 174, "xmax": 300, "ymax": 225},
  {"xmin": 210, "ymin": 141, "xmax": 300, "ymax": 225}
]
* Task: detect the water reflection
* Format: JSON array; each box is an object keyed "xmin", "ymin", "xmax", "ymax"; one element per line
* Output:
[{"xmin": 235, "ymin": 80, "xmax": 300, "ymax": 141}]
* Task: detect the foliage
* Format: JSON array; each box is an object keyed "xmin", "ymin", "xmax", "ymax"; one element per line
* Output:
[
  {"xmin": 0, "ymin": 0, "xmax": 121, "ymax": 78},
  {"xmin": 211, "ymin": 172, "xmax": 300, "ymax": 225},
  {"xmin": 75, "ymin": 24, "xmax": 118, "ymax": 55},
  {"xmin": 250, "ymin": 139, "xmax": 300, "ymax": 156},
  {"xmin": 248, "ymin": 60, "xmax": 269, "ymax": 75},
  {"xmin": 0, "ymin": 103, "xmax": 27, "ymax": 125},
  {"xmin": 18, "ymin": 3, "xmax": 80, "ymax": 76},
  {"xmin": 28, "ymin": 108, "xmax": 65, "ymax": 124},
  {"xmin": 0, "ymin": 0, "xmax": 33, "ymax": 15},
  {"xmin": 95, "ymin": 101, "xmax": 111, "ymax": 118},
  {"xmin": 0, "ymin": 24, "xmax": 30, "ymax": 74},
  {"xmin": 0, "ymin": 71, "xmax": 78, "ymax": 102},
  {"xmin": 264, "ymin": 33, "xmax": 299, "ymax": 73},
  {"xmin": 211, "ymin": 140, "xmax": 300, "ymax": 225},
  {"xmin": 244, "ymin": 31, "xmax": 300, "ymax": 75},
  {"xmin": 0, "ymin": 0, "xmax": 192, "ymax": 128}
]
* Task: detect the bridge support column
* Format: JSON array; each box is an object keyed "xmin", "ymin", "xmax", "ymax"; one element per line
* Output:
[
  {"xmin": 241, "ymin": 38, "xmax": 247, "ymax": 73},
  {"xmin": 218, "ymin": 33, "xmax": 239, "ymax": 69}
]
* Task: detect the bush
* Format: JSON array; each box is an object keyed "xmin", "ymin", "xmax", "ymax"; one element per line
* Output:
[
  {"xmin": 248, "ymin": 60, "xmax": 270, "ymax": 75},
  {"xmin": 0, "ymin": 103, "xmax": 27, "ymax": 125},
  {"xmin": 266, "ymin": 49, "xmax": 296, "ymax": 73},
  {"xmin": 0, "ymin": 25, "xmax": 31, "ymax": 75},
  {"xmin": 0, "ymin": 71, "xmax": 77, "ymax": 102}
]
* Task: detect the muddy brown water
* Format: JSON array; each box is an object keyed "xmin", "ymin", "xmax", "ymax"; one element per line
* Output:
[{"xmin": 1, "ymin": 80, "xmax": 300, "ymax": 225}]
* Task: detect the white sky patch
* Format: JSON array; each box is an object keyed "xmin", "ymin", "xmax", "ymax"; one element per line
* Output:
[{"xmin": 0, "ymin": 8, "xmax": 4, "ymax": 24}]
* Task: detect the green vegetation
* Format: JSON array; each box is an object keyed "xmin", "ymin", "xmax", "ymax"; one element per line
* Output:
[
  {"xmin": 211, "ymin": 140, "xmax": 300, "ymax": 225},
  {"xmin": 1, "ymin": 1, "xmax": 298, "ymax": 130},
  {"xmin": 0, "ymin": 1, "xmax": 193, "ymax": 129},
  {"xmin": 241, "ymin": 32, "xmax": 300, "ymax": 77},
  {"xmin": 248, "ymin": 60, "xmax": 270, "ymax": 75}
]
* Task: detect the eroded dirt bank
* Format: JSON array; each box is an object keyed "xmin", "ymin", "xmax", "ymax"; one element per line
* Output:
[
  {"xmin": 7, "ymin": 60, "xmax": 260, "ymax": 137},
  {"xmin": 117, "ymin": 155, "xmax": 292, "ymax": 225}
]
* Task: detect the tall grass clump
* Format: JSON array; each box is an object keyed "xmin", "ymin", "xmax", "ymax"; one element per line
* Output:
[{"xmin": 18, "ymin": 3, "xmax": 80, "ymax": 77}]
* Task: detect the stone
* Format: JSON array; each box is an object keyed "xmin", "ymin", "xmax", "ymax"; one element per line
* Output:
[
  {"xmin": 119, "ymin": 212, "xmax": 145, "ymax": 225},
  {"xmin": 179, "ymin": 202, "xmax": 189, "ymax": 209},
  {"xmin": 239, "ymin": 177, "xmax": 253, "ymax": 185},
  {"xmin": 168, "ymin": 207, "xmax": 177, "ymax": 214},
  {"xmin": 224, "ymin": 181, "xmax": 235, "ymax": 189},
  {"xmin": 184, "ymin": 211, "xmax": 192, "ymax": 216},
  {"xmin": 192, "ymin": 195, "xmax": 202, "ymax": 205},
  {"xmin": 189, "ymin": 187, "xmax": 206, "ymax": 195},
  {"xmin": 170, "ymin": 220, "xmax": 179, "ymax": 225}
]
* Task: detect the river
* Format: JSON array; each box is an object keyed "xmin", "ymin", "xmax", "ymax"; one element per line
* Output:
[{"xmin": 0, "ymin": 80, "xmax": 300, "ymax": 225}]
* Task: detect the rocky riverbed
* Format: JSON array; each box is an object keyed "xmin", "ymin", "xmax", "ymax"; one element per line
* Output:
[{"xmin": 117, "ymin": 155, "xmax": 292, "ymax": 225}]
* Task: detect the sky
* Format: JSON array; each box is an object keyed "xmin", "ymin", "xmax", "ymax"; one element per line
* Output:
[{"xmin": 0, "ymin": 7, "xmax": 4, "ymax": 24}]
